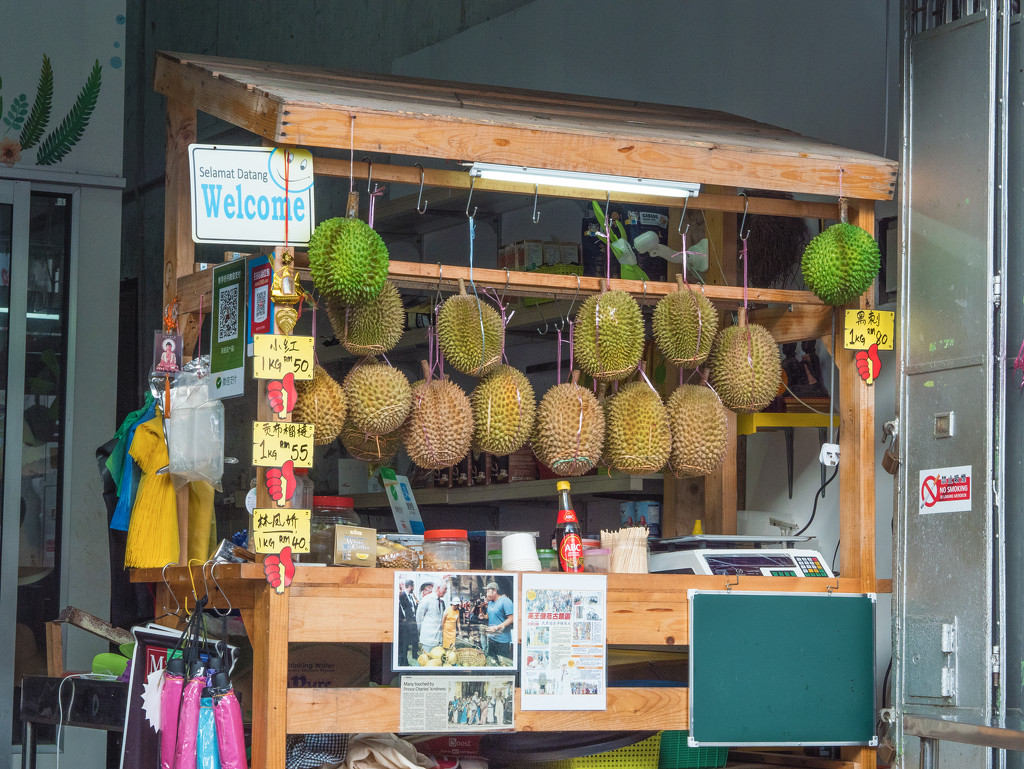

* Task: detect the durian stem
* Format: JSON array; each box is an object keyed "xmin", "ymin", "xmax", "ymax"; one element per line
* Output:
[
  {"xmin": 421, "ymin": 360, "xmax": 431, "ymax": 382},
  {"xmin": 346, "ymin": 190, "xmax": 360, "ymax": 219},
  {"xmin": 675, "ymin": 274, "xmax": 684, "ymax": 291},
  {"xmin": 571, "ymin": 369, "xmax": 580, "ymax": 386},
  {"xmin": 737, "ymin": 307, "xmax": 748, "ymax": 327},
  {"xmin": 457, "ymin": 277, "xmax": 467, "ymax": 296},
  {"xmin": 600, "ymin": 278, "xmax": 609, "ymax": 295}
]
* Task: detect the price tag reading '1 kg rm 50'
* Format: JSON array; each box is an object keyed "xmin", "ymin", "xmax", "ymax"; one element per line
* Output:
[
  {"xmin": 844, "ymin": 309, "xmax": 895, "ymax": 351},
  {"xmin": 252, "ymin": 421, "xmax": 315, "ymax": 467},
  {"xmin": 251, "ymin": 508, "xmax": 310, "ymax": 554},
  {"xmin": 252, "ymin": 334, "xmax": 314, "ymax": 380}
]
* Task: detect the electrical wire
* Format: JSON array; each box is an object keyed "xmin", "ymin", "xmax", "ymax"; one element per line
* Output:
[
  {"xmin": 831, "ymin": 539, "xmax": 840, "ymax": 574},
  {"xmin": 783, "ymin": 382, "xmax": 831, "ymax": 415},
  {"xmin": 796, "ymin": 464, "xmax": 839, "ymax": 536}
]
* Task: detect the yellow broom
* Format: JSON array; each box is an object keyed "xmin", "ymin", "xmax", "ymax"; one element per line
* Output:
[{"xmin": 124, "ymin": 412, "xmax": 179, "ymax": 567}]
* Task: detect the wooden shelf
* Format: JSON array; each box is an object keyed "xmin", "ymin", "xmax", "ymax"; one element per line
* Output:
[{"xmin": 350, "ymin": 472, "xmax": 663, "ymax": 509}]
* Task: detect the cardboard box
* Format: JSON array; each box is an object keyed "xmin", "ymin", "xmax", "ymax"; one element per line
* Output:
[
  {"xmin": 560, "ymin": 242, "xmax": 580, "ymax": 265},
  {"xmin": 542, "ymin": 241, "xmax": 561, "ymax": 266},
  {"xmin": 515, "ymin": 240, "xmax": 544, "ymax": 270},
  {"xmin": 330, "ymin": 524, "xmax": 377, "ymax": 566}
]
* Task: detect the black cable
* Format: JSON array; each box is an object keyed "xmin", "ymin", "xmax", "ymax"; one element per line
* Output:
[
  {"xmin": 831, "ymin": 539, "xmax": 840, "ymax": 575},
  {"xmin": 796, "ymin": 465, "xmax": 839, "ymax": 536}
]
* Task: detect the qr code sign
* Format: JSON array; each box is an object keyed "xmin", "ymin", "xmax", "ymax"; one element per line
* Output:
[
  {"xmin": 254, "ymin": 284, "xmax": 269, "ymax": 324},
  {"xmin": 218, "ymin": 284, "xmax": 239, "ymax": 342}
]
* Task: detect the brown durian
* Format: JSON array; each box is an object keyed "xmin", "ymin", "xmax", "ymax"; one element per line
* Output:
[
  {"xmin": 404, "ymin": 362, "xmax": 474, "ymax": 470},
  {"xmin": 471, "ymin": 364, "xmax": 536, "ymax": 456},
  {"xmin": 292, "ymin": 365, "xmax": 348, "ymax": 445},
  {"xmin": 666, "ymin": 384, "xmax": 729, "ymax": 477},
  {"xmin": 343, "ymin": 359, "xmax": 412, "ymax": 435},
  {"xmin": 706, "ymin": 308, "xmax": 782, "ymax": 413},
  {"xmin": 603, "ymin": 380, "xmax": 672, "ymax": 475},
  {"xmin": 532, "ymin": 371, "xmax": 605, "ymax": 476}
]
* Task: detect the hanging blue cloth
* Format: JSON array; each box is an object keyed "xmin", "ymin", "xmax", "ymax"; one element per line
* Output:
[
  {"xmin": 106, "ymin": 391, "xmax": 155, "ymax": 494},
  {"xmin": 110, "ymin": 398, "xmax": 156, "ymax": 531}
]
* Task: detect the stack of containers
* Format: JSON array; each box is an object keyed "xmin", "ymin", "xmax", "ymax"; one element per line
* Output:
[{"xmin": 500, "ymin": 532, "xmax": 542, "ymax": 571}]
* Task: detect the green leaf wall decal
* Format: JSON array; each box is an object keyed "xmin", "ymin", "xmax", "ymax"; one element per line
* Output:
[
  {"xmin": 20, "ymin": 55, "xmax": 54, "ymax": 151},
  {"xmin": 36, "ymin": 59, "xmax": 101, "ymax": 165},
  {"xmin": 4, "ymin": 94, "xmax": 28, "ymax": 132}
]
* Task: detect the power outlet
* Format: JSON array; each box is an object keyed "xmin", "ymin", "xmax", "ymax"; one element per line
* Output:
[{"xmin": 819, "ymin": 443, "xmax": 840, "ymax": 467}]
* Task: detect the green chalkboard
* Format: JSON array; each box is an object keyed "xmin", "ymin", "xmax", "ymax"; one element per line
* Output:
[{"xmin": 689, "ymin": 590, "xmax": 876, "ymax": 746}]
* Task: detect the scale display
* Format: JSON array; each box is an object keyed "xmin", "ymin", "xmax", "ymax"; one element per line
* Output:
[{"xmin": 648, "ymin": 548, "xmax": 833, "ymax": 577}]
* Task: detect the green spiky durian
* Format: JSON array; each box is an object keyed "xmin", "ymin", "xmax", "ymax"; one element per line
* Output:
[
  {"xmin": 437, "ymin": 278, "xmax": 504, "ymax": 377},
  {"xmin": 532, "ymin": 373, "xmax": 605, "ymax": 476},
  {"xmin": 292, "ymin": 365, "xmax": 348, "ymax": 445},
  {"xmin": 308, "ymin": 216, "xmax": 389, "ymax": 306},
  {"xmin": 572, "ymin": 289, "xmax": 645, "ymax": 382},
  {"xmin": 652, "ymin": 275, "xmax": 718, "ymax": 368},
  {"xmin": 603, "ymin": 381, "xmax": 671, "ymax": 475},
  {"xmin": 666, "ymin": 384, "xmax": 728, "ymax": 477},
  {"xmin": 326, "ymin": 279, "xmax": 405, "ymax": 357},
  {"xmin": 343, "ymin": 359, "xmax": 412, "ymax": 435},
  {"xmin": 706, "ymin": 309, "xmax": 782, "ymax": 414},
  {"xmin": 471, "ymin": 365, "xmax": 536, "ymax": 456},
  {"xmin": 801, "ymin": 221, "xmax": 881, "ymax": 306},
  {"xmin": 405, "ymin": 362, "xmax": 474, "ymax": 470}
]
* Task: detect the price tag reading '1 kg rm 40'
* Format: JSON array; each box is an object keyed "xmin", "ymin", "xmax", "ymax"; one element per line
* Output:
[
  {"xmin": 844, "ymin": 309, "xmax": 895, "ymax": 351},
  {"xmin": 252, "ymin": 334, "xmax": 314, "ymax": 380},
  {"xmin": 252, "ymin": 421, "xmax": 315, "ymax": 467},
  {"xmin": 251, "ymin": 508, "xmax": 310, "ymax": 554}
]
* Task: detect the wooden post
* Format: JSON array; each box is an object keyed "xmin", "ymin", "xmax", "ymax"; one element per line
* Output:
[
  {"xmin": 163, "ymin": 98, "xmax": 196, "ymax": 308},
  {"xmin": 838, "ymin": 199, "xmax": 877, "ymax": 591},
  {"xmin": 249, "ymin": 581, "xmax": 289, "ymax": 769}
]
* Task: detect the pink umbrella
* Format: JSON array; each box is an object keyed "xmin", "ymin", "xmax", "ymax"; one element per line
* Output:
[
  {"xmin": 211, "ymin": 672, "xmax": 248, "ymax": 769},
  {"xmin": 159, "ymin": 657, "xmax": 186, "ymax": 769},
  {"xmin": 172, "ymin": 662, "xmax": 207, "ymax": 769}
]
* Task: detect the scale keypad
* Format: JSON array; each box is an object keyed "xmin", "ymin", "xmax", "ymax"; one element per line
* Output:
[{"xmin": 795, "ymin": 555, "xmax": 828, "ymax": 577}]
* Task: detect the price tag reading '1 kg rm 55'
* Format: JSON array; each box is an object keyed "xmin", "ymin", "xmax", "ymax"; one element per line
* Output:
[
  {"xmin": 252, "ymin": 334, "xmax": 314, "ymax": 380},
  {"xmin": 844, "ymin": 309, "xmax": 895, "ymax": 351},
  {"xmin": 251, "ymin": 508, "xmax": 310, "ymax": 554},
  {"xmin": 252, "ymin": 421, "xmax": 315, "ymax": 468}
]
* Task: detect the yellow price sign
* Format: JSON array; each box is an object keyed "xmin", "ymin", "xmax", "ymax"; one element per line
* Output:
[
  {"xmin": 844, "ymin": 309, "xmax": 894, "ymax": 351},
  {"xmin": 252, "ymin": 334, "xmax": 314, "ymax": 380},
  {"xmin": 252, "ymin": 421, "xmax": 314, "ymax": 467},
  {"xmin": 251, "ymin": 508, "xmax": 310, "ymax": 554}
]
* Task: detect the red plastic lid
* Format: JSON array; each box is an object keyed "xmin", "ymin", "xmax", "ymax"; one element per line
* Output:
[
  {"xmin": 424, "ymin": 529, "xmax": 468, "ymax": 540},
  {"xmin": 313, "ymin": 495, "xmax": 355, "ymax": 508}
]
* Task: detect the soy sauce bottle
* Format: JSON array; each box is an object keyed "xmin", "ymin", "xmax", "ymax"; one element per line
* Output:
[{"xmin": 555, "ymin": 480, "xmax": 584, "ymax": 572}]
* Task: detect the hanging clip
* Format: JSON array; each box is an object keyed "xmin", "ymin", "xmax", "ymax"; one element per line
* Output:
[
  {"xmin": 738, "ymin": 191, "xmax": 750, "ymax": 240},
  {"xmin": 466, "ymin": 174, "xmax": 478, "ymax": 219},
  {"xmin": 677, "ymin": 196, "xmax": 690, "ymax": 237},
  {"xmin": 415, "ymin": 163, "xmax": 429, "ymax": 214},
  {"xmin": 532, "ymin": 184, "xmax": 541, "ymax": 224}
]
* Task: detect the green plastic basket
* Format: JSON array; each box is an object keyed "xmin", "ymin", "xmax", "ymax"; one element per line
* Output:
[
  {"xmin": 539, "ymin": 732, "xmax": 662, "ymax": 769},
  {"xmin": 658, "ymin": 731, "xmax": 727, "ymax": 769}
]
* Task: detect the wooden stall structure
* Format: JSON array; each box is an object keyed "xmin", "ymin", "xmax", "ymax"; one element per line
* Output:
[{"xmin": 143, "ymin": 51, "xmax": 897, "ymax": 769}]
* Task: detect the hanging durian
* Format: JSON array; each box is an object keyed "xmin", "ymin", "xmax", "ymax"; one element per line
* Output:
[
  {"xmin": 308, "ymin": 216, "xmax": 390, "ymax": 306},
  {"xmin": 532, "ymin": 371, "xmax": 605, "ymax": 477},
  {"xmin": 471, "ymin": 364, "xmax": 536, "ymax": 456},
  {"xmin": 801, "ymin": 202, "xmax": 881, "ymax": 306},
  {"xmin": 652, "ymin": 275, "xmax": 718, "ymax": 368},
  {"xmin": 603, "ymin": 380, "xmax": 671, "ymax": 475},
  {"xmin": 666, "ymin": 384, "xmax": 729, "ymax": 477},
  {"xmin": 572, "ymin": 287, "xmax": 645, "ymax": 382},
  {"xmin": 343, "ymin": 359, "xmax": 412, "ymax": 436},
  {"xmin": 327, "ymin": 279, "xmax": 405, "ymax": 357},
  {"xmin": 437, "ymin": 278, "xmax": 504, "ymax": 377},
  {"xmin": 405, "ymin": 361, "xmax": 474, "ymax": 470},
  {"xmin": 707, "ymin": 308, "xmax": 782, "ymax": 414},
  {"xmin": 292, "ymin": 365, "xmax": 348, "ymax": 445}
]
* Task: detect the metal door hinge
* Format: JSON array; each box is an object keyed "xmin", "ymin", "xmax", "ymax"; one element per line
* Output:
[
  {"xmin": 992, "ymin": 645, "xmax": 1001, "ymax": 688},
  {"xmin": 991, "ymin": 275, "xmax": 1002, "ymax": 306}
]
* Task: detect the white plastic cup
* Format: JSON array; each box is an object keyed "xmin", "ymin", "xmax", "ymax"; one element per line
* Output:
[
  {"xmin": 501, "ymin": 532, "xmax": 539, "ymax": 566},
  {"xmin": 501, "ymin": 558, "xmax": 542, "ymax": 572}
]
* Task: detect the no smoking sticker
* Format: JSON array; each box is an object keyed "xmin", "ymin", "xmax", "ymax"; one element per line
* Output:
[{"xmin": 919, "ymin": 465, "xmax": 972, "ymax": 514}]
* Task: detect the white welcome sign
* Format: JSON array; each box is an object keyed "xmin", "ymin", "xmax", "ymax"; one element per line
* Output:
[{"xmin": 188, "ymin": 144, "xmax": 315, "ymax": 245}]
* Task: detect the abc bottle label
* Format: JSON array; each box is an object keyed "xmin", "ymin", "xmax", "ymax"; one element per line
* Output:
[{"xmin": 559, "ymin": 532, "xmax": 583, "ymax": 572}]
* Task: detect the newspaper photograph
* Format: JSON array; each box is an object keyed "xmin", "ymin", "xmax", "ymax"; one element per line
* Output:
[
  {"xmin": 393, "ymin": 571, "xmax": 518, "ymax": 671},
  {"xmin": 520, "ymin": 572, "xmax": 608, "ymax": 711},
  {"xmin": 400, "ymin": 675, "xmax": 516, "ymax": 732}
]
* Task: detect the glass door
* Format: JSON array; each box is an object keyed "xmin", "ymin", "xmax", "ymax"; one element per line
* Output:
[{"xmin": 0, "ymin": 181, "xmax": 72, "ymax": 760}]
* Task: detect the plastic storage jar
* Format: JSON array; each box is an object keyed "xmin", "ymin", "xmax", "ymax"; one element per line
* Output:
[
  {"xmin": 536, "ymin": 549, "xmax": 559, "ymax": 571},
  {"xmin": 423, "ymin": 529, "xmax": 470, "ymax": 570},
  {"xmin": 309, "ymin": 496, "xmax": 359, "ymax": 564}
]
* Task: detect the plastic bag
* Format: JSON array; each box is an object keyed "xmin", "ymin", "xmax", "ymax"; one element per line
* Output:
[
  {"xmin": 197, "ymin": 694, "xmax": 222, "ymax": 769},
  {"xmin": 166, "ymin": 356, "xmax": 224, "ymax": 490}
]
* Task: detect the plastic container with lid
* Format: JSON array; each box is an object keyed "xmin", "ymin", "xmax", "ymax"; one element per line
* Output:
[
  {"xmin": 583, "ymin": 548, "xmax": 610, "ymax": 573},
  {"xmin": 309, "ymin": 496, "xmax": 359, "ymax": 564},
  {"xmin": 487, "ymin": 550, "xmax": 503, "ymax": 570},
  {"xmin": 536, "ymin": 549, "xmax": 559, "ymax": 571},
  {"xmin": 423, "ymin": 529, "xmax": 470, "ymax": 570}
]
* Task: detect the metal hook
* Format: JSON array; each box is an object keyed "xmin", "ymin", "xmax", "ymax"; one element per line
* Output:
[
  {"xmin": 500, "ymin": 268, "xmax": 511, "ymax": 305},
  {"xmin": 362, "ymin": 156, "xmax": 373, "ymax": 193},
  {"xmin": 677, "ymin": 196, "xmax": 690, "ymax": 236},
  {"xmin": 162, "ymin": 562, "xmax": 181, "ymax": 616},
  {"xmin": 603, "ymin": 190, "xmax": 612, "ymax": 226},
  {"xmin": 567, "ymin": 273, "xmax": 581, "ymax": 320},
  {"xmin": 640, "ymin": 278, "xmax": 648, "ymax": 305},
  {"xmin": 415, "ymin": 163, "xmax": 428, "ymax": 214},
  {"xmin": 466, "ymin": 174, "xmax": 478, "ymax": 219},
  {"xmin": 536, "ymin": 303, "xmax": 549, "ymax": 335},
  {"xmin": 725, "ymin": 573, "xmax": 740, "ymax": 593},
  {"xmin": 531, "ymin": 184, "xmax": 541, "ymax": 224},
  {"xmin": 208, "ymin": 561, "xmax": 234, "ymax": 617},
  {"xmin": 738, "ymin": 191, "xmax": 750, "ymax": 240},
  {"xmin": 826, "ymin": 579, "xmax": 839, "ymax": 596}
]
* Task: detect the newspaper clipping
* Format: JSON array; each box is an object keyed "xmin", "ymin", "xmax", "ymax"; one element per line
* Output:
[
  {"xmin": 400, "ymin": 675, "xmax": 516, "ymax": 732},
  {"xmin": 520, "ymin": 573, "xmax": 608, "ymax": 711}
]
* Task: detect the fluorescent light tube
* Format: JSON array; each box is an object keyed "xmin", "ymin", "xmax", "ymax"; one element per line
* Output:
[{"xmin": 469, "ymin": 162, "xmax": 700, "ymax": 199}]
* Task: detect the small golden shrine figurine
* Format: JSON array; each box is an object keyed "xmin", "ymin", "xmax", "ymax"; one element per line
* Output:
[{"xmin": 271, "ymin": 253, "xmax": 304, "ymax": 335}]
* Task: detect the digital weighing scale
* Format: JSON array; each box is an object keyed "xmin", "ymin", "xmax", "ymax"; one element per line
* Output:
[{"xmin": 648, "ymin": 535, "xmax": 834, "ymax": 577}]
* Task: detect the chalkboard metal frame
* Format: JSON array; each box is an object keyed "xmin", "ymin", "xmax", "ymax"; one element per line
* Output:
[{"xmin": 687, "ymin": 589, "xmax": 877, "ymax": 747}]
